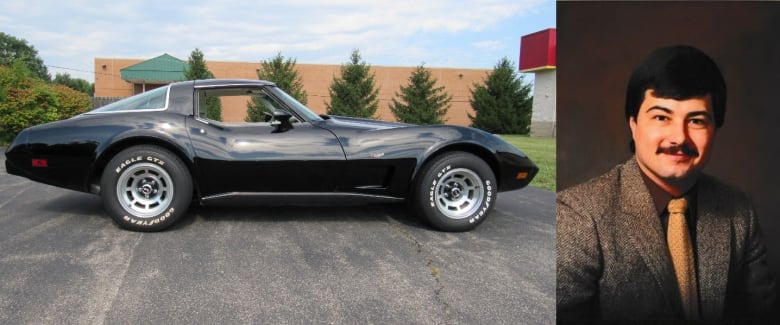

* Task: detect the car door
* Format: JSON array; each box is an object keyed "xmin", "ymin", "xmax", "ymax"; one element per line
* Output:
[{"xmin": 186, "ymin": 85, "xmax": 345, "ymax": 197}]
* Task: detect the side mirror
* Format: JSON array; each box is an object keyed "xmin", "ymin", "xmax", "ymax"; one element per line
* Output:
[{"xmin": 270, "ymin": 109, "xmax": 294, "ymax": 133}]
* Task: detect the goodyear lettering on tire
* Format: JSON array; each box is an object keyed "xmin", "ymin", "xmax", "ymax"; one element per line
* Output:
[
  {"xmin": 122, "ymin": 207, "xmax": 175, "ymax": 227},
  {"xmin": 468, "ymin": 180, "xmax": 492, "ymax": 224}
]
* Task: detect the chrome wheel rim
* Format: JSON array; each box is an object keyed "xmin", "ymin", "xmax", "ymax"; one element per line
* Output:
[
  {"xmin": 434, "ymin": 168, "xmax": 484, "ymax": 219},
  {"xmin": 116, "ymin": 162, "xmax": 173, "ymax": 218}
]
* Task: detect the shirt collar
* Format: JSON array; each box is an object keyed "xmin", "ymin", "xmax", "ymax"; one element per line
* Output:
[{"xmin": 639, "ymin": 170, "xmax": 698, "ymax": 216}]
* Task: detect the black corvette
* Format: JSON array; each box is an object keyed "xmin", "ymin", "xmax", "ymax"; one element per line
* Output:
[{"xmin": 5, "ymin": 79, "xmax": 537, "ymax": 232}]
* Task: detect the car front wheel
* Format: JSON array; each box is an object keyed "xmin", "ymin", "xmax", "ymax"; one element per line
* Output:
[
  {"xmin": 100, "ymin": 145, "xmax": 192, "ymax": 231},
  {"xmin": 414, "ymin": 152, "xmax": 496, "ymax": 232}
]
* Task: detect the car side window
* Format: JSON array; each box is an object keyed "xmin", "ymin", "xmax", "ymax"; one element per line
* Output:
[
  {"xmin": 91, "ymin": 85, "xmax": 169, "ymax": 113},
  {"xmin": 196, "ymin": 87, "xmax": 298, "ymax": 124}
]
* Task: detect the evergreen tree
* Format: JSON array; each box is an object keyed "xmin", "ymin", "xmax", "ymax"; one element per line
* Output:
[
  {"xmin": 184, "ymin": 48, "xmax": 212, "ymax": 80},
  {"xmin": 469, "ymin": 58, "xmax": 533, "ymax": 134},
  {"xmin": 389, "ymin": 64, "xmax": 451, "ymax": 124},
  {"xmin": 247, "ymin": 53, "xmax": 308, "ymax": 122},
  {"xmin": 184, "ymin": 48, "xmax": 221, "ymax": 121},
  {"xmin": 325, "ymin": 49, "xmax": 379, "ymax": 118},
  {"xmin": 0, "ymin": 32, "xmax": 50, "ymax": 81}
]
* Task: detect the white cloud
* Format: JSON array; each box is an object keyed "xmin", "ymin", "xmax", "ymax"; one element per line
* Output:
[{"xmin": 473, "ymin": 40, "xmax": 506, "ymax": 51}]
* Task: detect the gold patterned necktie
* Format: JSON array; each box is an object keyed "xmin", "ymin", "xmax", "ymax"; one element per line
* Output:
[{"xmin": 667, "ymin": 197, "xmax": 699, "ymax": 319}]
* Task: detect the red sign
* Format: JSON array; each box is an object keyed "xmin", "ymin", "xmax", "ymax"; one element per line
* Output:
[{"xmin": 519, "ymin": 28, "xmax": 556, "ymax": 72}]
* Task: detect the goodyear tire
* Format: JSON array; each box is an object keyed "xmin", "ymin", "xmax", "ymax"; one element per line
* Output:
[
  {"xmin": 100, "ymin": 145, "xmax": 192, "ymax": 232},
  {"xmin": 414, "ymin": 152, "xmax": 496, "ymax": 232}
]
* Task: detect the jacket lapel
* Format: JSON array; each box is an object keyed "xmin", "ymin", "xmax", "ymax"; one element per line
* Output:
[
  {"xmin": 695, "ymin": 176, "xmax": 730, "ymax": 319},
  {"xmin": 617, "ymin": 158, "xmax": 684, "ymax": 314}
]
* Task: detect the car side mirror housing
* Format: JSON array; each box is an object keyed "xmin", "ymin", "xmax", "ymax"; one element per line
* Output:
[{"xmin": 270, "ymin": 109, "xmax": 294, "ymax": 133}]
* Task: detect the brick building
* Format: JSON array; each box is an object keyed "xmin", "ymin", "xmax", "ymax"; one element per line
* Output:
[{"xmin": 94, "ymin": 54, "xmax": 492, "ymax": 126}]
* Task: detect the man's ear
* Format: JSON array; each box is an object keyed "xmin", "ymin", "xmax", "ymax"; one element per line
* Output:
[{"xmin": 629, "ymin": 116, "xmax": 637, "ymax": 137}]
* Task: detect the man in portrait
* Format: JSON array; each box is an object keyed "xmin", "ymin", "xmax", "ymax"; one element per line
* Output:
[{"xmin": 556, "ymin": 45, "xmax": 776, "ymax": 322}]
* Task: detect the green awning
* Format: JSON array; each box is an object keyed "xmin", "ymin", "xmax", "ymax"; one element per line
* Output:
[{"xmin": 120, "ymin": 53, "xmax": 186, "ymax": 83}]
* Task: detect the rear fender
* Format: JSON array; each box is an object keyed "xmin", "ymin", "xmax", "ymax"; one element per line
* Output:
[{"xmin": 89, "ymin": 131, "xmax": 196, "ymax": 195}]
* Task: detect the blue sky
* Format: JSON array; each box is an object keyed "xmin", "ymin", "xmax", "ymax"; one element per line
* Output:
[{"xmin": 1, "ymin": 0, "xmax": 555, "ymax": 83}]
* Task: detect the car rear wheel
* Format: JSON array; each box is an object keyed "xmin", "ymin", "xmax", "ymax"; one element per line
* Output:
[
  {"xmin": 414, "ymin": 151, "xmax": 496, "ymax": 231},
  {"xmin": 100, "ymin": 145, "xmax": 192, "ymax": 231}
]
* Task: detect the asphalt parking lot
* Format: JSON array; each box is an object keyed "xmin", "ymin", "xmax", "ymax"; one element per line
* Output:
[{"xmin": 0, "ymin": 154, "xmax": 555, "ymax": 324}]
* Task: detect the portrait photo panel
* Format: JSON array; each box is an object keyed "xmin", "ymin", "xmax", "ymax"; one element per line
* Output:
[{"xmin": 557, "ymin": 1, "xmax": 780, "ymax": 320}]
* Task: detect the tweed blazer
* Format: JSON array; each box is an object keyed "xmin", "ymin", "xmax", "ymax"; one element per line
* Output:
[{"xmin": 556, "ymin": 158, "xmax": 775, "ymax": 322}]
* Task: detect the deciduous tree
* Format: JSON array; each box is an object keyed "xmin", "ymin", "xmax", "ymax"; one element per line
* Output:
[
  {"xmin": 53, "ymin": 72, "xmax": 94, "ymax": 96},
  {"xmin": 0, "ymin": 32, "xmax": 50, "ymax": 80},
  {"xmin": 0, "ymin": 62, "xmax": 90, "ymax": 142}
]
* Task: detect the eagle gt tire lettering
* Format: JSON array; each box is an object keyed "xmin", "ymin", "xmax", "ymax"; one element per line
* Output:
[
  {"xmin": 101, "ymin": 145, "xmax": 192, "ymax": 231},
  {"xmin": 414, "ymin": 151, "xmax": 496, "ymax": 232}
]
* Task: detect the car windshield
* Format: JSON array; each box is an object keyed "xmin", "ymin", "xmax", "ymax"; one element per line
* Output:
[
  {"xmin": 90, "ymin": 86, "xmax": 169, "ymax": 113},
  {"xmin": 267, "ymin": 86, "xmax": 323, "ymax": 122}
]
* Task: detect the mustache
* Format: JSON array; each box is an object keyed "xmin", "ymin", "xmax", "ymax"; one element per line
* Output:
[{"xmin": 656, "ymin": 144, "xmax": 699, "ymax": 157}]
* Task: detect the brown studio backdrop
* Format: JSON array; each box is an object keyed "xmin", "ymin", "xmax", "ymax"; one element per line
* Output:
[{"xmin": 557, "ymin": 1, "xmax": 780, "ymax": 307}]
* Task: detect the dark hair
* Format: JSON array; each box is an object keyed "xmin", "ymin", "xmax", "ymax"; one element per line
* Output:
[{"xmin": 625, "ymin": 45, "xmax": 727, "ymax": 128}]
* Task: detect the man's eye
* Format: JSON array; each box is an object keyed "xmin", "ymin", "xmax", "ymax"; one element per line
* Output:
[
  {"xmin": 652, "ymin": 115, "xmax": 669, "ymax": 121},
  {"xmin": 689, "ymin": 118, "xmax": 710, "ymax": 128}
]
